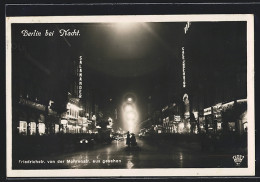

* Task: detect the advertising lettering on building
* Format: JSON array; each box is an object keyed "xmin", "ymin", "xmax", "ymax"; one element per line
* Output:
[
  {"xmin": 182, "ymin": 47, "xmax": 186, "ymax": 88},
  {"xmin": 78, "ymin": 56, "xmax": 83, "ymax": 99}
]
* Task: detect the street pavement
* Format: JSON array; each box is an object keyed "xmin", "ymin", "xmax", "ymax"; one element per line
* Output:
[{"xmin": 13, "ymin": 137, "xmax": 247, "ymax": 169}]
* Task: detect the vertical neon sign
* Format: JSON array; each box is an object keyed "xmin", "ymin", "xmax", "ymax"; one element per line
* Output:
[
  {"xmin": 182, "ymin": 47, "xmax": 186, "ymax": 88},
  {"xmin": 78, "ymin": 56, "xmax": 83, "ymax": 99}
]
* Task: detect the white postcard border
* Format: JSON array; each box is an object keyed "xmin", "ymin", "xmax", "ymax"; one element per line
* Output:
[{"xmin": 6, "ymin": 14, "xmax": 255, "ymax": 177}]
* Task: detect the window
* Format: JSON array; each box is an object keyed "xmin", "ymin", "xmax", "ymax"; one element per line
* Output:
[
  {"xmin": 30, "ymin": 122, "xmax": 36, "ymax": 135},
  {"xmin": 19, "ymin": 121, "xmax": 27, "ymax": 135},
  {"xmin": 76, "ymin": 111, "xmax": 79, "ymax": 118},
  {"xmin": 55, "ymin": 124, "xmax": 59, "ymax": 133},
  {"xmin": 38, "ymin": 123, "xmax": 45, "ymax": 135}
]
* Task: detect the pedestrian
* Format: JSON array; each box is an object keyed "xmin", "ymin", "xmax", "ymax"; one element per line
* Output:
[
  {"xmin": 131, "ymin": 133, "xmax": 137, "ymax": 146},
  {"xmin": 126, "ymin": 131, "xmax": 130, "ymax": 147}
]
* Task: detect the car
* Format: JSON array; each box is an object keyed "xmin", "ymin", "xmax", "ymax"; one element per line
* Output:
[
  {"xmin": 79, "ymin": 139, "xmax": 89, "ymax": 144},
  {"xmin": 138, "ymin": 132, "xmax": 145, "ymax": 138},
  {"xmin": 77, "ymin": 138, "xmax": 95, "ymax": 149},
  {"xmin": 113, "ymin": 134, "xmax": 124, "ymax": 141}
]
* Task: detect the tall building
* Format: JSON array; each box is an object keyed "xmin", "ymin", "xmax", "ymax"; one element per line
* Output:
[
  {"xmin": 181, "ymin": 22, "xmax": 248, "ymax": 134},
  {"xmin": 12, "ymin": 24, "xmax": 71, "ymax": 136},
  {"xmin": 60, "ymin": 55, "xmax": 94, "ymax": 134}
]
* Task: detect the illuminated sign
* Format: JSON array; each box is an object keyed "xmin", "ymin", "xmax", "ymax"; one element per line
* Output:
[
  {"xmin": 204, "ymin": 107, "xmax": 212, "ymax": 116},
  {"xmin": 193, "ymin": 112, "xmax": 198, "ymax": 120},
  {"xmin": 213, "ymin": 103, "xmax": 222, "ymax": 114},
  {"xmin": 174, "ymin": 115, "xmax": 181, "ymax": 122},
  {"xmin": 184, "ymin": 22, "xmax": 191, "ymax": 34},
  {"xmin": 184, "ymin": 112, "xmax": 190, "ymax": 119},
  {"xmin": 183, "ymin": 93, "xmax": 189, "ymax": 102},
  {"xmin": 78, "ymin": 56, "xmax": 83, "ymax": 99},
  {"xmin": 19, "ymin": 98, "xmax": 46, "ymax": 111},
  {"xmin": 60, "ymin": 118, "xmax": 67, "ymax": 124},
  {"xmin": 166, "ymin": 117, "xmax": 169, "ymax": 122},
  {"xmin": 222, "ymin": 101, "xmax": 234, "ymax": 110},
  {"xmin": 237, "ymin": 99, "xmax": 247, "ymax": 103},
  {"xmin": 182, "ymin": 47, "xmax": 186, "ymax": 88},
  {"xmin": 92, "ymin": 115, "xmax": 97, "ymax": 121},
  {"xmin": 162, "ymin": 105, "xmax": 169, "ymax": 112}
]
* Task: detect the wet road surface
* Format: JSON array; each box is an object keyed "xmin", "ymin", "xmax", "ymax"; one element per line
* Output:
[{"xmin": 14, "ymin": 137, "xmax": 247, "ymax": 169}]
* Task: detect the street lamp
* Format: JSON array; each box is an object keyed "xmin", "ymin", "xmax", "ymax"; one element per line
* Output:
[{"xmin": 127, "ymin": 97, "xmax": 133, "ymax": 102}]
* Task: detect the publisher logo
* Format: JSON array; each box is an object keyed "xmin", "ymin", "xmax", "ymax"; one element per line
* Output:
[{"xmin": 232, "ymin": 155, "xmax": 244, "ymax": 166}]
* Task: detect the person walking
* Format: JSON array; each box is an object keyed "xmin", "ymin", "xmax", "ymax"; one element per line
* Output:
[{"xmin": 130, "ymin": 133, "xmax": 137, "ymax": 146}]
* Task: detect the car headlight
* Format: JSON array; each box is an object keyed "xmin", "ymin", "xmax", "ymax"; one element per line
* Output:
[
  {"xmin": 85, "ymin": 140, "xmax": 88, "ymax": 143},
  {"xmin": 80, "ymin": 140, "xmax": 83, "ymax": 143}
]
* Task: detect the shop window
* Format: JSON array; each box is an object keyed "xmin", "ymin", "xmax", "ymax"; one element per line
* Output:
[
  {"xmin": 67, "ymin": 125, "xmax": 73, "ymax": 133},
  {"xmin": 19, "ymin": 121, "xmax": 27, "ymax": 135},
  {"xmin": 217, "ymin": 122, "xmax": 222, "ymax": 130},
  {"xmin": 38, "ymin": 123, "xmax": 45, "ymax": 135},
  {"xmin": 55, "ymin": 124, "xmax": 59, "ymax": 133},
  {"xmin": 30, "ymin": 122, "xmax": 36, "ymax": 135}
]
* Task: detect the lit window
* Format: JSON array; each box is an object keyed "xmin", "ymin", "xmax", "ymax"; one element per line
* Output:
[
  {"xmin": 55, "ymin": 124, "xmax": 59, "ymax": 133},
  {"xmin": 30, "ymin": 122, "xmax": 36, "ymax": 135},
  {"xmin": 19, "ymin": 121, "xmax": 27, "ymax": 135},
  {"xmin": 38, "ymin": 123, "xmax": 45, "ymax": 135}
]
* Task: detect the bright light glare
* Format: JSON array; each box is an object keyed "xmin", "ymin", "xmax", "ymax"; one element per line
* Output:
[
  {"xmin": 122, "ymin": 94, "xmax": 139, "ymax": 133},
  {"xmin": 38, "ymin": 123, "xmax": 45, "ymax": 135},
  {"xmin": 179, "ymin": 123, "xmax": 184, "ymax": 130},
  {"xmin": 187, "ymin": 123, "xmax": 191, "ymax": 129},
  {"xmin": 127, "ymin": 98, "xmax": 133, "ymax": 102},
  {"xmin": 114, "ymin": 23, "xmax": 140, "ymax": 33},
  {"xmin": 67, "ymin": 103, "xmax": 82, "ymax": 111},
  {"xmin": 125, "ymin": 104, "xmax": 133, "ymax": 112},
  {"xmin": 126, "ymin": 112, "xmax": 136, "ymax": 120}
]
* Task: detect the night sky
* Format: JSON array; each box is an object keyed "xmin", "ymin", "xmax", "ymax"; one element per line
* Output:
[{"xmin": 12, "ymin": 21, "xmax": 247, "ymax": 122}]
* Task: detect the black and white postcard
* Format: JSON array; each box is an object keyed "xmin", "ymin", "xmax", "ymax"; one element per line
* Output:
[{"xmin": 6, "ymin": 15, "xmax": 255, "ymax": 177}]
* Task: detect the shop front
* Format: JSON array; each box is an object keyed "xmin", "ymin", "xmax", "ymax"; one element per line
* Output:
[{"xmin": 14, "ymin": 98, "xmax": 47, "ymax": 136}]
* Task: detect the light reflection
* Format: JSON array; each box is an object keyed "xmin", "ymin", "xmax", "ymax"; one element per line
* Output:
[
  {"xmin": 127, "ymin": 160, "xmax": 134, "ymax": 169},
  {"xmin": 179, "ymin": 152, "xmax": 183, "ymax": 168},
  {"xmin": 106, "ymin": 148, "xmax": 111, "ymax": 155}
]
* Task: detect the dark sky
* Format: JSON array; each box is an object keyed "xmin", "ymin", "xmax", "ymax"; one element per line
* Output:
[{"xmin": 12, "ymin": 21, "xmax": 247, "ymax": 122}]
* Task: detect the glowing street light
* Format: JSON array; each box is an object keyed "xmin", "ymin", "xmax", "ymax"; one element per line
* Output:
[
  {"xmin": 125, "ymin": 104, "xmax": 133, "ymax": 112},
  {"xmin": 121, "ymin": 93, "xmax": 139, "ymax": 133},
  {"xmin": 126, "ymin": 111, "xmax": 136, "ymax": 121},
  {"xmin": 127, "ymin": 97, "xmax": 133, "ymax": 102}
]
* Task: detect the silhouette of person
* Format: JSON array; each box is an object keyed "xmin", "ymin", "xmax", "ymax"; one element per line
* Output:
[
  {"xmin": 126, "ymin": 131, "xmax": 130, "ymax": 147},
  {"xmin": 131, "ymin": 134, "xmax": 137, "ymax": 146}
]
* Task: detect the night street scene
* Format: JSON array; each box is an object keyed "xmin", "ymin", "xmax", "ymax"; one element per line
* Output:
[{"xmin": 11, "ymin": 20, "xmax": 248, "ymax": 170}]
